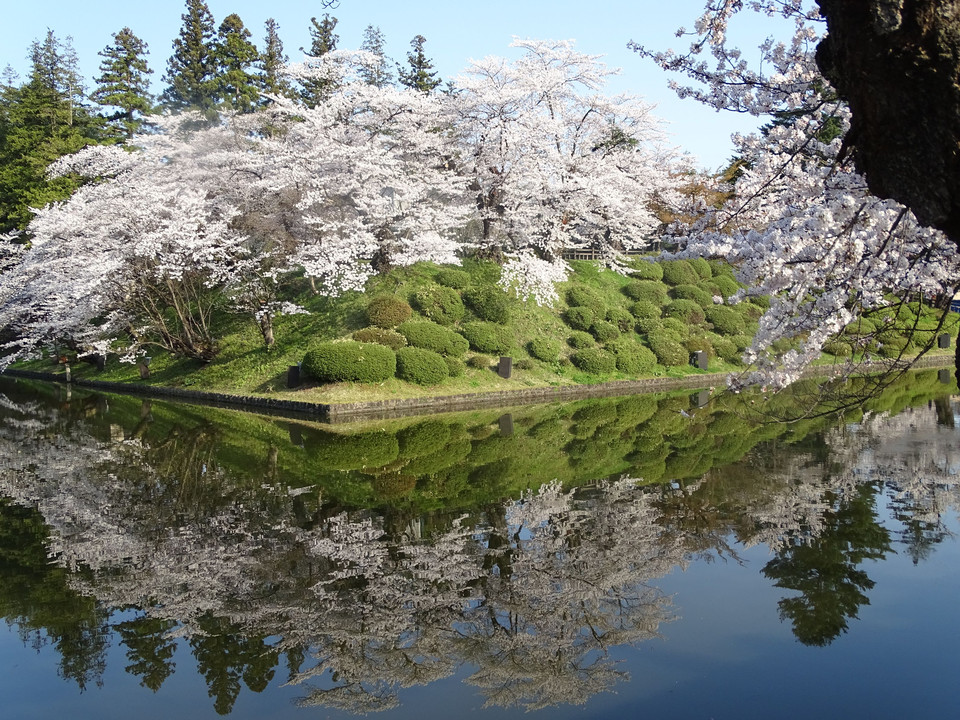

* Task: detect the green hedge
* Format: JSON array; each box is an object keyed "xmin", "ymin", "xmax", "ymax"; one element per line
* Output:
[
  {"xmin": 445, "ymin": 356, "xmax": 466, "ymax": 377},
  {"xmin": 412, "ymin": 284, "xmax": 465, "ymax": 325},
  {"xmin": 461, "ymin": 322, "xmax": 513, "ymax": 354},
  {"xmin": 670, "ymin": 284, "xmax": 714, "ymax": 308},
  {"xmin": 564, "ymin": 306, "xmax": 595, "ymax": 331},
  {"xmin": 398, "ymin": 321, "xmax": 469, "ymax": 356},
  {"xmin": 630, "ymin": 261, "xmax": 664, "ymax": 281},
  {"xmin": 689, "ymin": 257, "xmax": 712, "ymax": 279},
  {"xmin": 712, "ymin": 273, "xmax": 740, "ymax": 298},
  {"xmin": 664, "ymin": 299, "xmax": 706, "ymax": 325},
  {"xmin": 660, "ymin": 259, "xmax": 701, "ymax": 286},
  {"xmin": 303, "ymin": 341, "xmax": 397, "ymax": 383},
  {"xmin": 464, "ymin": 285, "xmax": 511, "ymax": 323},
  {"xmin": 396, "ymin": 347, "xmax": 449, "ymax": 385},
  {"xmin": 528, "ymin": 337, "xmax": 563, "ymax": 362},
  {"xmin": 647, "ymin": 332, "xmax": 689, "ymax": 366},
  {"xmin": 567, "ymin": 330, "xmax": 595, "ymax": 349},
  {"xmin": 590, "ymin": 320, "xmax": 620, "ymax": 343},
  {"xmin": 606, "ymin": 307, "xmax": 634, "ymax": 332},
  {"xmin": 352, "ymin": 327, "xmax": 408, "ymax": 350},
  {"xmin": 366, "ymin": 295, "xmax": 412, "ymax": 328},
  {"xmin": 609, "ymin": 339, "xmax": 657, "ymax": 374},
  {"xmin": 435, "ymin": 267, "xmax": 471, "ymax": 289},
  {"xmin": 571, "ymin": 347, "xmax": 617, "ymax": 374},
  {"xmin": 566, "ymin": 285, "xmax": 607, "ymax": 314},
  {"xmin": 630, "ymin": 301, "xmax": 661, "ymax": 320},
  {"xmin": 623, "ymin": 279, "xmax": 669, "ymax": 304},
  {"xmin": 705, "ymin": 305, "xmax": 746, "ymax": 336}
]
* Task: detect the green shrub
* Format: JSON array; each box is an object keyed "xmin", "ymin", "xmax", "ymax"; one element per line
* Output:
[
  {"xmin": 740, "ymin": 302, "xmax": 765, "ymax": 320},
  {"xmin": 731, "ymin": 333, "xmax": 753, "ymax": 350},
  {"xmin": 635, "ymin": 317, "xmax": 663, "ymax": 335},
  {"xmin": 664, "ymin": 299, "xmax": 706, "ymax": 325},
  {"xmin": 564, "ymin": 306, "xmax": 596, "ymax": 331},
  {"xmin": 396, "ymin": 347, "xmax": 449, "ymax": 385},
  {"xmin": 844, "ymin": 317, "xmax": 878, "ymax": 335},
  {"xmin": 467, "ymin": 355, "xmax": 492, "ymax": 369},
  {"xmin": 647, "ymin": 332, "xmax": 689, "ymax": 366},
  {"xmin": 303, "ymin": 341, "xmax": 397, "ymax": 383},
  {"xmin": 684, "ymin": 336, "xmax": 715, "ymax": 358},
  {"xmin": 629, "ymin": 300, "xmax": 661, "ymax": 319},
  {"xmin": 528, "ymin": 337, "xmax": 563, "ymax": 362},
  {"xmin": 878, "ymin": 332, "xmax": 910, "ymax": 358},
  {"xmin": 570, "ymin": 347, "xmax": 617, "ymax": 374},
  {"xmin": 461, "ymin": 322, "xmax": 512, "ymax": 354},
  {"xmin": 670, "ymin": 284, "xmax": 714, "ymax": 307},
  {"xmin": 609, "ymin": 339, "xmax": 657, "ymax": 374},
  {"xmin": 567, "ymin": 331, "xmax": 595, "ymax": 349},
  {"xmin": 712, "ymin": 273, "xmax": 740, "ymax": 298},
  {"xmin": 435, "ymin": 267, "xmax": 471, "ymax": 289},
  {"xmin": 750, "ymin": 294, "xmax": 772, "ymax": 309},
  {"xmin": 566, "ymin": 285, "xmax": 606, "ymax": 314},
  {"xmin": 366, "ymin": 295, "xmax": 412, "ymax": 328},
  {"xmin": 514, "ymin": 358, "xmax": 534, "ymax": 370},
  {"xmin": 660, "ymin": 259, "xmax": 700, "ymax": 286},
  {"xmin": 708, "ymin": 334, "xmax": 740, "ymax": 362},
  {"xmin": 705, "ymin": 305, "xmax": 746, "ymax": 335},
  {"xmin": 352, "ymin": 326, "xmax": 407, "ymax": 350},
  {"xmin": 689, "ymin": 257, "xmax": 712, "ymax": 279},
  {"xmin": 623, "ymin": 280, "xmax": 669, "ymax": 304},
  {"xmin": 311, "ymin": 431, "xmax": 399, "ymax": 471},
  {"xmin": 661, "ymin": 317, "xmax": 688, "ymax": 337},
  {"xmin": 590, "ymin": 320, "xmax": 621, "ymax": 343},
  {"xmin": 463, "ymin": 285, "xmax": 511, "ymax": 323},
  {"xmin": 398, "ymin": 321, "xmax": 469, "ymax": 356},
  {"xmin": 630, "ymin": 261, "xmax": 664, "ymax": 281},
  {"xmin": 445, "ymin": 356, "xmax": 466, "ymax": 377},
  {"xmin": 823, "ymin": 340, "xmax": 853, "ymax": 357},
  {"xmin": 605, "ymin": 307, "xmax": 634, "ymax": 333},
  {"xmin": 411, "ymin": 284, "xmax": 465, "ymax": 325},
  {"xmin": 397, "ymin": 421, "xmax": 451, "ymax": 458}
]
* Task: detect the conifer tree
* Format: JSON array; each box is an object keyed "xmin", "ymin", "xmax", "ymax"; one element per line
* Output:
[
  {"xmin": 299, "ymin": 14, "xmax": 339, "ymax": 107},
  {"xmin": 161, "ymin": 0, "xmax": 218, "ymax": 115},
  {"xmin": 358, "ymin": 25, "xmax": 393, "ymax": 89},
  {"xmin": 213, "ymin": 13, "xmax": 260, "ymax": 112},
  {"xmin": 257, "ymin": 18, "xmax": 293, "ymax": 101},
  {"xmin": 397, "ymin": 35, "xmax": 441, "ymax": 93},
  {"xmin": 91, "ymin": 28, "xmax": 154, "ymax": 139}
]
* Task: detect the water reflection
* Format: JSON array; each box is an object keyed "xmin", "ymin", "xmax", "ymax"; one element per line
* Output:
[{"xmin": 0, "ymin": 373, "xmax": 958, "ymax": 715}]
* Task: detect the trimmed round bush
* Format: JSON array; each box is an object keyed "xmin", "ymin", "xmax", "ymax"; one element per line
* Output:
[
  {"xmin": 878, "ymin": 332, "xmax": 911, "ymax": 358},
  {"xmin": 303, "ymin": 341, "xmax": 397, "ymax": 383},
  {"xmin": 660, "ymin": 259, "xmax": 700, "ymax": 286},
  {"xmin": 396, "ymin": 346, "xmax": 449, "ymax": 385},
  {"xmin": 528, "ymin": 337, "xmax": 562, "ymax": 362},
  {"xmin": 731, "ymin": 333, "xmax": 753, "ymax": 350},
  {"xmin": 609, "ymin": 339, "xmax": 657, "ymax": 375},
  {"xmin": 461, "ymin": 321, "xmax": 512, "ymax": 354},
  {"xmin": 629, "ymin": 300, "xmax": 661, "ymax": 319},
  {"xmin": 411, "ymin": 284, "xmax": 465, "ymax": 325},
  {"xmin": 740, "ymin": 302, "xmax": 764, "ymax": 320},
  {"xmin": 445, "ymin": 356, "xmax": 466, "ymax": 377},
  {"xmin": 565, "ymin": 306, "xmax": 596, "ymax": 331},
  {"xmin": 623, "ymin": 279, "xmax": 669, "ymax": 304},
  {"xmin": 566, "ymin": 285, "xmax": 606, "ymax": 314},
  {"xmin": 366, "ymin": 295, "xmax": 412, "ymax": 328},
  {"xmin": 398, "ymin": 321, "xmax": 469, "ymax": 356},
  {"xmin": 689, "ymin": 257, "xmax": 712, "ymax": 279},
  {"xmin": 844, "ymin": 317, "xmax": 877, "ymax": 335},
  {"xmin": 570, "ymin": 347, "xmax": 617, "ymax": 374},
  {"xmin": 568, "ymin": 330, "xmax": 595, "ymax": 349},
  {"xmin": 435, "ymin": 267, "xmax": 471, "ymax": 289},
  {"xmin": 750, "ymin": 294, "xmax": 772, "ymax": 309},
  {"xmin": 823, "ymin": 340, "xmax": 853, "ymax": 357},
  {"xmin": 463, "ymin": 285, "xmax": 511, "ymax": 323},
  {"xmin": 635, "ymin": 317, "xmax": 663, "ymax": 335},
  {"xmin": 662, "ymin": 317, "xmax": 688, "ymax": 337},
  {"xmin": 630, "ymin": 261, "xmax": 664, "ymax": 281},
  {"xmin": 352, "ymin": 326, "xmax": 407, "ymax": 351},
  {"xmin": 647, "ymin": 332, "xmax": 689, "ymax": 366},
  {"xmin": 467, "ymin": 355, "xmax": 492, "ymax": 369},
  {"xmin": 712, "ymin": 273, "xmax": 740, "ymax": 298},
  {"xmin": 670, "ymin": 284, "xmax": 714, "ymax": 307},
  {"xmin": 684, "ymin": 336, "xmax": 715, "ymax": 359},
  {"xmin": 708, "ymin": 333, "xmax": 740, "ymax": 362},
  {"xmin": 664, "ymin": 299, "xmax": 706, "ymax": 325},
  {"xmin": 590, "ymin": 320, "xmax": 620, "ymax": 343},
  {"xmin": 606, "ymin": 307, "xmax": 634, "ymax": 333},
  {"xmin": 705, "ymin": 305, "xmax": 746, "ymax": 336}
]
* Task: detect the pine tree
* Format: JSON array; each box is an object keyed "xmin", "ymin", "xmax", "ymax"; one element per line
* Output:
[
  {"xmin": 299, "ymin": 14, "xmax": 339, "ymax": 107},
  {"xmin": 91, "ymin": 27, "xmax": 154, "ymax": 139},
  {"xmin": 397, "ymin": 35, "xmax": 441, "ymax": 93},
  {"xmin": 161, "ymin": 0, "xmax": 218, "ymax": 115},
  {"xmin": 213, "ymin": 13, "xmax": 260, "ymax": 112},
  {"xmin": 257, "ymin": 18, "xmax": 293, "ymax": 101},
  {"xmin": 359, "ymin": 25, "xmax": 393, "ymax": 89}
]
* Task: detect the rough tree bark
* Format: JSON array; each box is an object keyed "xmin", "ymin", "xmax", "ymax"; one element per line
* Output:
[{"xmin": 815, "ymin": 0, "xmax": 960, "ymax": 378}]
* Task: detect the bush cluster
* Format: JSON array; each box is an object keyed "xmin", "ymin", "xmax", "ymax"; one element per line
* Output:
[
  {"xmin": 605, "ymin": 307, "xmax": 634, "ymax": 332},
  {"xmin": 823, "ymin": 340, "xmax": 853, "ymax": 357},
  {"xmin": 705, "ymin": 305, "xmax": 746, "ymax": 336},
  {"xmin": 396, "ymin": 346, "xmax": 449, "ymax": 385},
  {"xmin": 444, "ymin": 356, "xmax": 466, "ymax": 377},
  {"xmin": 464, "ymin": 285, "xmax": 511, "ymax": 323},
  {"xmin": 711, "ymin": 273, "xmax": 740, "ymax": 298},
  {"xmin": 647, "ymin": 332, "xmax": 689, "ymax": 367},
  {"xmin": 635, "ymin": 317, "xmax": 663, "ymax": 335},
  {"xmin": 303, "ymin": 341, "xmax": 397, "ymax": 383},
  {"xmin": 412, "ymin": 284, "xmax": 465, "ymax": 325},
  {"xmin": 670, "ymin": 284, "xmax": 714, "ymax": 308},
  {"xmin": 609, "ymin": 339, "xmax": 657, "ymax": 374},
  {"xmin": 689, "ymin": 257, "xmax": 712, "ymax": 280},
  {"xmin": 398, "ymin": 321, "xmax": 469, "ymax": 356},
  {"xmin": 564, "ymin": 306, "xmax": 595, "ymax": 331},
  {"xmin": 366, "ymin": 295, "xmax": 412, "ymax": 328},
  {"xmin": 630, "ymin": 261, "xmax": 664, "ymax": 281},
  {"xmin": 566, "ymin": 285, "xmax": 606, "ymax": 314},
  {"xmin": 629, "ymin": 300, "xmax": 661, "ymax": 320},
  {"xmin": 623, "ymin": 280, "xmax": 669, "ymax": 304},
  {"xmin": 660, "ymin": 260, "xmax": 701, "ymax": 286},
  {"xmin": 352, "ymin": 326, "xmax": 407, "ymax": 350},
  {"xmin": 435, "ymin": 267, "xmax": 471, "ymax": 289},
  {"xmin": 461, "ymin": 321, "xmax": 512, "ymax": 354},
  {"xmin": 664, "ymin": 299, "xmax": 706, "ymax": 325},
  {"xmin": 570, "ymin": 347, "xmax": 617, "ymax": 374},
  {"xmin": 528, "ymin": 337, "xmax": 563, "ymax": 362},
  {"xmin": 567, "ymin": 330, "xmax": 595, "ymax": 349},
  {"xmin": 590, "ymin": 320, "xmax": 620, "ymax": 343}
]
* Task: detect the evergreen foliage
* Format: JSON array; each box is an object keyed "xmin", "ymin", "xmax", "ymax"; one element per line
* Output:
[
  {"xmin": 397, "ymin": 321, "xmax": 469, "ymax": 356},
  {"xmin": 91, "ymin": 27, "xmax": 154, "ymax": 139},
  {"xmin": 396, "ymin": 346, "xmax": 448, "ymax": 385},
  {"xmin": 365, "ymin": 295, "xmax": 412, "ymax": 328},
  {"xmin": 463, "ymin": 285, "xmax": 511, "ymax": 323},
  {"xmin": 213, "ymin": 14, "xmax": 260, "ymax": 112},
  {"xmin": 609, "ymin": 339, "xmax": 657, "ymax": 374},
  {"xmin": 397, "ymin": 35, "xmax": 441, "ymax": 93},
  {"xmin": 589, "ymin": 320, "xmax": 620, "ymax": 343},
  {"xmin": 300, "ymin": 14, "xmax": 339, "ymax": 107},
  {"xmin": 461, "ymin": 322, "xmax": 512, "ymax": 354},
  {"xmin": 302, "ymin": 341, "xmax": 397, "ymax": 383},
  {"xmin": 435, "ymin": 268, "xmax": 471, "ymax": 289},
  {"xmin": 570, "ymin": 347, "xmax": 617, "ymax": 374},
  {"xmin": 670, "ymin": 284, "xmax": 713, "ymax": 307},
  {"xmin": 359, "ymin": 25, "xmax": 393, "ymax": 88},
  {"xmin": 257, "ymin": 19, "xmax": 293, "ymax": 101},
  {"xmin": 664, "ymin": 299, "xmax": 706, "ymax": 325},
  {"xmin": 705, "ymin": 305, "xmax": 746, "ymax": 336},
  {"xmin": 351, "ymin": 327, "xmax": 407, "ymax": 350},
  {"xmin": 161, "ymin": 0, "xmax": 219, "ymax": 115},
  {"xmin": 564, "ymin": 306, "xmax": 595, "ymax": 331},
  {"xmin": 567, "ymin": 331, "xmax": 595, "ymax": 349},
  {"xmin": 527, "ymin": 337, "xmax": 562, "ymax": 362},
  {"xmin": 411, "ymin": 285, "xmax": 465, "ymax": 325},
  {"xmin": 630, "ymin": 261, "xmax": 664, "ymax": 281},
  {"xmin": 660, "ymin": 259, "xmax": 701, "ymax": 286},
  {"xmin": 623, "ymin": 280, "xmax": 669, "ymax": 304},
  {"xmin": 566, "ymin": 285, "xmax": 606, "ymax": 314},
  {"xmin": 647, "ymin": 332, "xmax": 689, "ymax": 366}
]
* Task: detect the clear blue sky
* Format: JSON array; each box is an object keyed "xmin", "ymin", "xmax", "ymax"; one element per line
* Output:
[{"xmin": 2, "ymin": 0, "xmax": 787, "ymax": 171}]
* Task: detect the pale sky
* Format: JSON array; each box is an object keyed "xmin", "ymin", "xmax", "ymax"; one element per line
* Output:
[{"xmin": 2, "ymin": 0, "xmax": 790, "ymax": 171}]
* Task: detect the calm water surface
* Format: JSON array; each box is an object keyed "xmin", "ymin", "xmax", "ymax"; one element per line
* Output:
[{"xmin": 0, "ymin": 372, "xmax": 958, "ymax": 719}]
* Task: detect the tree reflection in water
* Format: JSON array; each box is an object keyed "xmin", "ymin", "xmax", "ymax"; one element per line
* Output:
[{"xmin": 0, "ymin": 373, "xmax": 958, "ymax": 714}]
